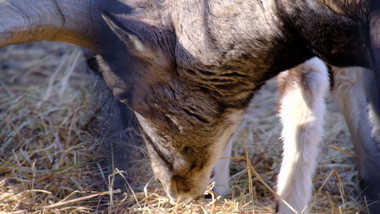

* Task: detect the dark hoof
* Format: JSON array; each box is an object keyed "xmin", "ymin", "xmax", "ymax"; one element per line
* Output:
[{"xmin": 360, "ymin": 178, "xmax": 380, "ymax": 213}]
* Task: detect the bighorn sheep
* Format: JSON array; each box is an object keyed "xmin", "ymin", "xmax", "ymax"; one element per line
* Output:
[{"xmin": 1, "ymin": 0, "xmax": 380, "ymax": 213}]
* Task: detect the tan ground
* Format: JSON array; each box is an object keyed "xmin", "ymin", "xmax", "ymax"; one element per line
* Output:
[{"xmin": 0, "ymin": 42, "xmax": 363, "ymax": 213}]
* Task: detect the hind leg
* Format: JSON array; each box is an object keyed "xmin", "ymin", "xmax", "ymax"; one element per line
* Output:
[
  {"xmin": 331, "ymin": 66, "xmax": 380, "ymax": 212},
  {"xmin": 276, "ymin": 57, "xmax": 329, "ymax": 214}
]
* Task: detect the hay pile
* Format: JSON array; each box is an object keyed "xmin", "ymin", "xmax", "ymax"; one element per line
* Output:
[{"xmin": 0, "ymin": 42, "xmax": 364, "ymax": 213}]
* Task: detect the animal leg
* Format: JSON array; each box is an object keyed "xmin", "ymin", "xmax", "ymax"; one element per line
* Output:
[
  {"xmin": 276, "ymin": 57, "xmax": 329, "ymax": 214},
  {"xmin": 211, "ymin": 138, "xmax": 233, "ymax": 196},
  {"xmin": 331, "ymin": 66, "xmax": 380, "ymax": 212}
]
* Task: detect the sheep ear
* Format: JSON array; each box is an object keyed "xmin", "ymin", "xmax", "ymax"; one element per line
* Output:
[{"xmin": 102, "ymin": 11, "xmax": 156, "ymax": 60}]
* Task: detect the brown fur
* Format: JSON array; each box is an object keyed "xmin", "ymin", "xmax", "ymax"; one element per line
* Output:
[{"xmin": 1, "ymin": 0, "xmax": 380, "ymax": 212}]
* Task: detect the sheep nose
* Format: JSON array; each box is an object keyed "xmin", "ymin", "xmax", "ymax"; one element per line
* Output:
[
  {"xmin": 166, "ymin": 176, "xmax": 192, "ymax": 201},
  {"xmin": 165, "ymin": 176, "xmax": 205, "ymax": 201}
]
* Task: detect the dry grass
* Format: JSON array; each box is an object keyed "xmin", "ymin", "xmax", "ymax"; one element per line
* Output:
[{"xmin": 0, "ymin": 42, "xmax": 365, "ymax": 213}]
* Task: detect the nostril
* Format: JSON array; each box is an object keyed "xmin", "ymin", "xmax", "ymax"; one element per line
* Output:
[{"xmin": 156, "ymin": 178, "xmax": 162, "ymax": 184}]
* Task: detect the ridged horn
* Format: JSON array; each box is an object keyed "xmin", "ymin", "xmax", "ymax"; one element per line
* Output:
[{"xmin": 0, "ymin": 0, "xmax": 131, "ymax": 54}]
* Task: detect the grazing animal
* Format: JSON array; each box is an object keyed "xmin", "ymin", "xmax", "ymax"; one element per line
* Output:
[{"xmin": 1, "ymin": 0, "xmax": 380, "ymax": 213}]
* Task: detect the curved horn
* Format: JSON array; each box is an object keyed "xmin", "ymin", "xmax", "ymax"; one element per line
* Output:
[{"xmin": 0, "ymin": 0, "xmax": 131, "ymax": 54}]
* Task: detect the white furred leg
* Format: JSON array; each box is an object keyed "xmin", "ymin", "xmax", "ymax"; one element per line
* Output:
[{"xmin": 276, "ymin": 57, "xmax": 329, "ymax": 214}]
